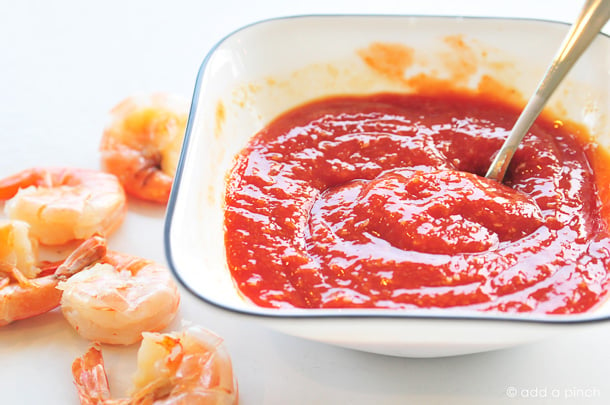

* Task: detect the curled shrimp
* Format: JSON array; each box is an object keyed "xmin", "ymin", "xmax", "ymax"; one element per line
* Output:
[
  {"xmin": 58, "ymin": 250, "xmax": 181, "ymax": 345},
  {"xmin": 72, "ymin": 325, "xmax": 238, "ymax": 405},
  {"xmin": 0, "ymin": 167, "xmax": 127, "ymax": 245},
  {"xmin": 0, "ymin": 220, "xmax": 106, "ymax": 326},
  {"xmin": 0, "ymin": 218, "xmax": 38, "ymax": 279},
  {"xmin": 100, "ymin": 94, "xmax": 189, "ymax": 204}
]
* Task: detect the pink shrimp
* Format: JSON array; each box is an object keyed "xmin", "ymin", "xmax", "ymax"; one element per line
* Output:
[
  {"xmin": 58, "ymin": 250, "xmax": 181, "ymax": 345},
  {"xmin": 0, "ymin": 167, "xmax": 127, "ymax": 245},
  {"xmin": 72, "ymin": 326, "xmax": 239, "ymax": 404},
  {"xmin": 0, "ymin": 221, "xmax": 106, "ymax": 326},
  {"xmin": 100, "ymin": 94, "xmax": 189, "ymax": 204}
]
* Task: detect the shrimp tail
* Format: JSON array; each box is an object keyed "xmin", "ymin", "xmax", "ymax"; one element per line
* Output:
[
  {"xmin": 0, "ymin": 235, "xmax": 108, "ymax": 327},
  {"xmin": 9, "ymin": 266, "xmax": 39, "ymax": 288},
  {"xmin": 56, "ymin": 235, "xmax": 107, "ymax": 280},
  {"xmin": 72, "ymin": 345, "xmax": 113, "ymax": 405},
  {"xmin": 0, "ymin": 168, "xmax": 51, "ymax": 200}
]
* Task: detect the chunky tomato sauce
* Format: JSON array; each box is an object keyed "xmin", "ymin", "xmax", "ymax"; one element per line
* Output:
[{"xmin": 224, "ymin": 92, "xmax": 610, "ymax": 313}]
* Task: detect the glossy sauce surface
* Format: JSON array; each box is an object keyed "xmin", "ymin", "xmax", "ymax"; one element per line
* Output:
[{"xmin": 224, "ymin": 93, "xmax": 610, "ymax": 313}]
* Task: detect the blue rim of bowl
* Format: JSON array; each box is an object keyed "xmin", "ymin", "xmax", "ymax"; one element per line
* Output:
[{"xmin": 164, "ymin": 14, "xmax": 610, "ymax": 324}]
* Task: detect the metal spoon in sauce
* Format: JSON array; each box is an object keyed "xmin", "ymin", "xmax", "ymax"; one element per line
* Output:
[{"xmin": 485, "ymin": 0, "xmax": 610, "ymax": 183}]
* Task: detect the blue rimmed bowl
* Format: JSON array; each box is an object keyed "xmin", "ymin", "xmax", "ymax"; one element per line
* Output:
[{"xmin": 165, "ymin": 15, "xmax": 610, "ymax": 357}]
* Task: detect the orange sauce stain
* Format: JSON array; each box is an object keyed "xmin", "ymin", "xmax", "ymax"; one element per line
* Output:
[
  {"xmin": 232, "ymin": 87, "xmax": 246, "ymax": 108},
  {"xmin": 214, "ymin": 100, "xmax": 226, "ymax": 139},
  {"xmin": 440, "ymin": 35, "xmax": 478, "ymax": 84},
  {"xmin": 476, "ymin": 74, "xmax": 523, "ymax": 108},
  {"xmin": 404, "ymin": 73, "xmax": 463, "ymax": 94},
  {"xmin": 357, "ymin": 42, "xmax": 415, "ymax": 81}
]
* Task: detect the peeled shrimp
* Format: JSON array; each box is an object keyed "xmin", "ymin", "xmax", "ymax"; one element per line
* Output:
[
  {"xmin": 0, "ymin": 167, "xmax": 127, "ymax": 245},
  {"xmin": 72, "ymin": 325, "xmax": 238, "ymax": 405},
  {"xmin": 100, "ymin": 94, "xmax": 189, "ymax": 204},
  {"xmin": 0, "ymin": 220, "xmax": 106, "ymax": 326},
  {"xmin": 58, "ymin": 250, "xmax": 180, "ymax": 345},
  {"xmin": 0, "ymin": 218, "xmax": 39, "ymax": 279}
]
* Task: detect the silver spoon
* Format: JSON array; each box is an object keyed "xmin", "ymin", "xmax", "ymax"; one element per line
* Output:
[{"xmin": 485, "ymin": 0, "xmax": 610, "ymax": 182}]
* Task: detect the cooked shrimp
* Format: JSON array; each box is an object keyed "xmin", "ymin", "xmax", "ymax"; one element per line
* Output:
[
  {"xmin": 100, "ymin": 93, "xmax": 189, "ymax": 204},
  {"xmin": 0, "ymin": 218, "xmax": 39, "ymax": 279},
  {"xmin": 0, "ymin": 221, "xmax": 106, "ymax": 326},
  {"xmin": 72, "ymin": 325, "xmax": 238, "ymax": 405},
  {"xmin": 0, "ymin": 167, "xmax": 127, "ymax": 245},
  {"xmin": 58, "ymin": 250, "xmax": 180, "ymax": 345}
]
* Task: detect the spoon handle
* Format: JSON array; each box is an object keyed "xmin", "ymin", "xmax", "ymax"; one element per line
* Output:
[{"xmin": 485, "ymin": 0, "xmax": 610, "ymax": 182}]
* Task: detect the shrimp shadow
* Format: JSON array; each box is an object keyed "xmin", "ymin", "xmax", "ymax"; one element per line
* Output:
[
  {"xmin": 125, "ymin": 196, "xmax": 167, "ymax": 219},
  {"xmin": 0, "ymin": 309, "xmax": 74, "ymax": 349}
]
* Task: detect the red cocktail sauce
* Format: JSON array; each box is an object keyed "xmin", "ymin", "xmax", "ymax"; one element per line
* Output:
[{"xmin": 224, "ymin": 92, "xmax": 610, "ymax": 313}]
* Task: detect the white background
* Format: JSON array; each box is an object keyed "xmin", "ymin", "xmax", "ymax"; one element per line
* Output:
[{"xmin": 1, "ymin": 1, "xmax": 609, "ymax": 404}]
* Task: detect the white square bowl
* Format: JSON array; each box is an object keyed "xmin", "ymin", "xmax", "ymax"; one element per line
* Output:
[{"xmin": 165, "ymin": 15, "xmax": 610, "ymax": 357}]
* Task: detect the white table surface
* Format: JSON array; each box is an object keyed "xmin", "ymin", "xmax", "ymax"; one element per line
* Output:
[{"xmin": 1, "ymin": 1, "xmax": 609, "ymax": 404}]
